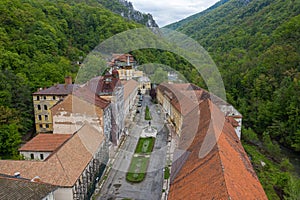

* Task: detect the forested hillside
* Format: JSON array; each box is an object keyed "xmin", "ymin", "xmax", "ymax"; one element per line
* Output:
[
  {"xmin": 0, "ymin": 0, "xmax": 140, "ymax": 159},
  {"xmin": 165, "ymin": 0, "xmax": 300, "ymax": 199},
  {"xmin": 165, "ymin": 0, "xmax": 229, "ymax": 30}
]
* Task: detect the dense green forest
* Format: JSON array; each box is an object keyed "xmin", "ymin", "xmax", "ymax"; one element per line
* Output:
[
  {"xmin": 0, "ymin": 0, "xmax": 299, "ymax": 198},
  {"xmin": 0, "ymin": 0, "xmax": 140, "ymax": 158},
  {"xmin": 163, "ymin": 0, "xmax": 300, "ymax": 199},
  {"xmin": 167, "ymin": 0, "xmax": 300, "ymax": 153}
]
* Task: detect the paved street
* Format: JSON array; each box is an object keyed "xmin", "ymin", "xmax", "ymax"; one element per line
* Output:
[{"xmin": 96, "ymin": 95, "xmax": 169, "ymax": 200}]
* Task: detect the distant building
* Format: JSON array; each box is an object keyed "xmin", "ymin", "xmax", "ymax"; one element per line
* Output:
[
  {"xmin": 19, "ymin": 134, "xmax": 71, "ymax": 161},
  {"xmin": 122, "ymin": 79, "xmax": 139, "ymax": 117},
  {"xmin": 157, "ymin": 83, "xmax": 242, "ymax": 139},
  {"xmin": 32, "ymin": 76, "xmax": 79, "ymax": 133},
  {"xmin": 138, "ymin": 76, "xmax": 151, "ymax": 94},
  {"xmin": 109, "ymin": 53, "xmax": 143, "ymax": 80},
  {"xmin": 0, "ymin": 176, "xmax": 57, "ymax": 200},
  {"xmin": 0, "ymin": 124, "xmax": 108, "ymax": 200}
]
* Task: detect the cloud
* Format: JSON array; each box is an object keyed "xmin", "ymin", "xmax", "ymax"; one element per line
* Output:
[{"xmin": 130, "ymin": 0, "xmax": 220, "ymax": 26}]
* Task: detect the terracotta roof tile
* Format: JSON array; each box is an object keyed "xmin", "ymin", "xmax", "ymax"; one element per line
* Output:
[
  {"xmin": 0, "ymin": 124, "xmax": 104, "ymax": 187},
  {"xmin": 19, "ymin": 134, "xmax": 71, "ymax": 152},
  {"xmin": 33, "ymin": 84, "xmax": 80, "ymax": 95},
  {"xmin": 86, "ymin": 76, "xmax": 122, "ymax": 96},
  {"xmin": 51, "ymin": 87, "xmax": 110, "ymax": 118},
  {"xmin": 111, "ymin": 53, "xmax": 135, "ymax": 63},
  {"xmin": 122, "ymin": 79, "xmax": 139, "ymax": 100},
  {"xmin": 157, "ymin": 83, "xmax": 205, "ymax": 116},
  {"xmin": 168, "ymin": 100, "xmax": 267, "ymax": 199},
  {"xmin": 0, "ymin": 177, "xmax": 57, "ymax": 200}
]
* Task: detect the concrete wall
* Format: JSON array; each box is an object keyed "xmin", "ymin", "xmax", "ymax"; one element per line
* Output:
[
  {"xmin": 54, "ymin": 188, "xmax": 73, "ymax": 200},
  {"xmin": 42, "ymin": 191, "xmax": 55, "ymax": 200},
  {"xmin": 53, "ymin": 111, "xmax": 103, "ymax": 134},
  {"xmin": 20, "ymin": 151, "xmax": 52, "ymax": 161},
  {"xmin": 103, "ymin": 107, "xmax": 112, "ymax": 140}
]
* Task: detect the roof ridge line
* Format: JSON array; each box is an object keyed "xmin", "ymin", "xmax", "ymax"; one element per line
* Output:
[{"xmin": 210, "ymin": 100, "xmax": 232, "ymax": 199}]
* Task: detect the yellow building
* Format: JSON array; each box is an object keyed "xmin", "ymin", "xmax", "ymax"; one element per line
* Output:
[
  {"xmin": 156, "ymin": 83, "xmax": 200, "ymax": 136},
  {"xmin": 138, "ymin": 76, "xmax": 151, "ymax": 94},
  {"xmin": 32, "ymin": 76, "xmax": 79, "ymax": 133}
]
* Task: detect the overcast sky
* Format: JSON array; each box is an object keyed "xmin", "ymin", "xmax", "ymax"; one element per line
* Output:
[{"xmin": 130, "ymin": 0, "xmax": 220, "ymax": 27}]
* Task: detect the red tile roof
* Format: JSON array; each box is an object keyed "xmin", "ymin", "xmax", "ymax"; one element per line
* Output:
[
  {"xmin": 122, "ymin": 79, "xmax": 139, "ymax": 100},
  {"xmin": 157, "ymin": 83, "xmax": 205, "ymax": 116},
  {"xmin": 111, "ymin": 53, "xmax": 135, "ymax": 63},
  {"xmin": 0, "ymin": 176, "xmax": 57, "ymax": 200},
  {"xmin": 0, "ymin": 124, "xmax": 104, "ymax": 187},
  {"xmin": 19, "ymin": 134, "xmax": 71, "ymax": 152},
  {"xmin": 33, "ymin": 84, "xmax": 80, "ymax": 95},
  {"xmin": 168, "ymin": 100, "xmax": 267, "ymax": 199},
  {"xmin": 86, "ymin": 75, "xmax": 122, "ymax": 96},
  {"xmin": 51, "ymin": 86, "xmax": 110, "ymax": 118}
]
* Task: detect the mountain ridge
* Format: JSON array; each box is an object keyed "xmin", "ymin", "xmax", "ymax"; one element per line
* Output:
[{"xmin": 98, "ymin": 0, "xmax": 158, "ymax": 27}]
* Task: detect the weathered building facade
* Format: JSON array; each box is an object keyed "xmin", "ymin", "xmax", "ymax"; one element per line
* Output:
[
  {"xmin": 157, "ymin": 83, "xmax": 242, "ymax": 139},
  {"xmin": 0, "ymin": 125, "xmax": 108, "ymax": 200},
  {"xmin": 122, "ymin": 79, "xmax": 139, "ymax": 117},
  {"xmin": 32, "ymin": 76, "xmax": 79, "ymax": 133},
  {"xmin": 51, "ymin": 87, "xmax": 111, "ymax": 138},
  {"xmin": 19, "ymin": 134, "xmax": 71, "ymax": 161}
]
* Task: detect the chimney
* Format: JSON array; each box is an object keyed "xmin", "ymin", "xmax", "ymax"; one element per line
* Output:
[
  {"xmin": 127, "ymin": 55, "xmax": 130, "ymax": 66},
  {"xmin": 65, "ymin": 76, "xmax": 72, "ymax": 85}
]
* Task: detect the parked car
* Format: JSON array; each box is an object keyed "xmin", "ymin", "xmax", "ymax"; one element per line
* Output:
[{"xmin": 137, "ymin": 103, "xmax": 142, "ymax": 107}]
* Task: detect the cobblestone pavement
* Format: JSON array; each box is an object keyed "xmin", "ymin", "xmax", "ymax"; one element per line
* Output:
[{"xmin": 96, "ymin": 95, "xmax": 169, "ymax": 200}]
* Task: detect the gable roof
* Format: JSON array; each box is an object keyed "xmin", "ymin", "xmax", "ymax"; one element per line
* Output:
[
  {"xmin": 122, "ymin": 79, "xmax": 139, "ymax": 100},
  {"xmin": 51, "ymin": 86, "xmax": 110, "ymax": 118},
  {"xmin": 86, "ymin": 76, "xmax": 122, "ymax": 96},
  {"xmin": 33, "ymin": 84, "xmax": 80, "ymax": 95},
  {"xmin": 111, "ymin": 53, "xmax": 135, "ymax": 63},
  {"xmin": 157, "ymin": 83, "xmax": 205, "ymax": 116},
  {"xmin": 19, "ymin": 134, "xmax": 71, "ymax": 152},
  {"xmin": 168, "ymin": 100, "xmax": 267, "ymax": 199},
  {"xmin": 0, "ymin": 124, "xmax": 104, "ymax": 187},
  {"xmin": 0, "ymin": 176, "xmax": 57, "ymax": 200}
]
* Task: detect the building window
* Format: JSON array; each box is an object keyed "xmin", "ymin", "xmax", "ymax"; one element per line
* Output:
[
  {"xmin": 30, "ymin": 153, "xmax": 34, "ymax": 159},
  {"xmin": 52, "ymin": 96, "xmax": 56, "ymax": 100},
  {"xmin": 44, "ymin": 105, "xmax": 48, "ymax": 110},
  {"xmin": 37, "ymin": 96, "xmax": 40, "ymax": 101},
  {"xmin": 38, "ymin": 115, "xmax": 42, "ymax": 120},
  {"xmin": 45, "ymin": 115, "xmax": 48, "ymax": 121},
  {"xmin": 37, "ymin": 105, "xmax": 41, "ymax": 110},
  {"xmin": 43, "ymin": 96, "xmax": 46, "ymax": 100},
  {"xmin": 39, "ymin": 124, "xmax": 43, "ymax": 128},
  {"xmin": 46, "ymin": 124, "xmax": 49, "ymax": 128},
  {"xmin": 40, "ymin": 154, "xmax": 44, "ymax": 160}
]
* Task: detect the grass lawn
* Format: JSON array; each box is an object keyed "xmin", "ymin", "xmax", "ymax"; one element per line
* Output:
[
  {"xmin": 164, "ymin": 167, "xmax": 170, "ymax": 179},
  {"xmin": 135, "ymin": 137, "xmax": 155, "ymax": 154},
  {"xmin": 145, "ymin": 105, "xmax": 152, "ymax": 120},
  {"xmin": 126, "ymin": 156, "xmax": 149, "ymax": 183},
  {"xmin": 126, "ymin": 137, "xmax": 156, "ymax": 183}
]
